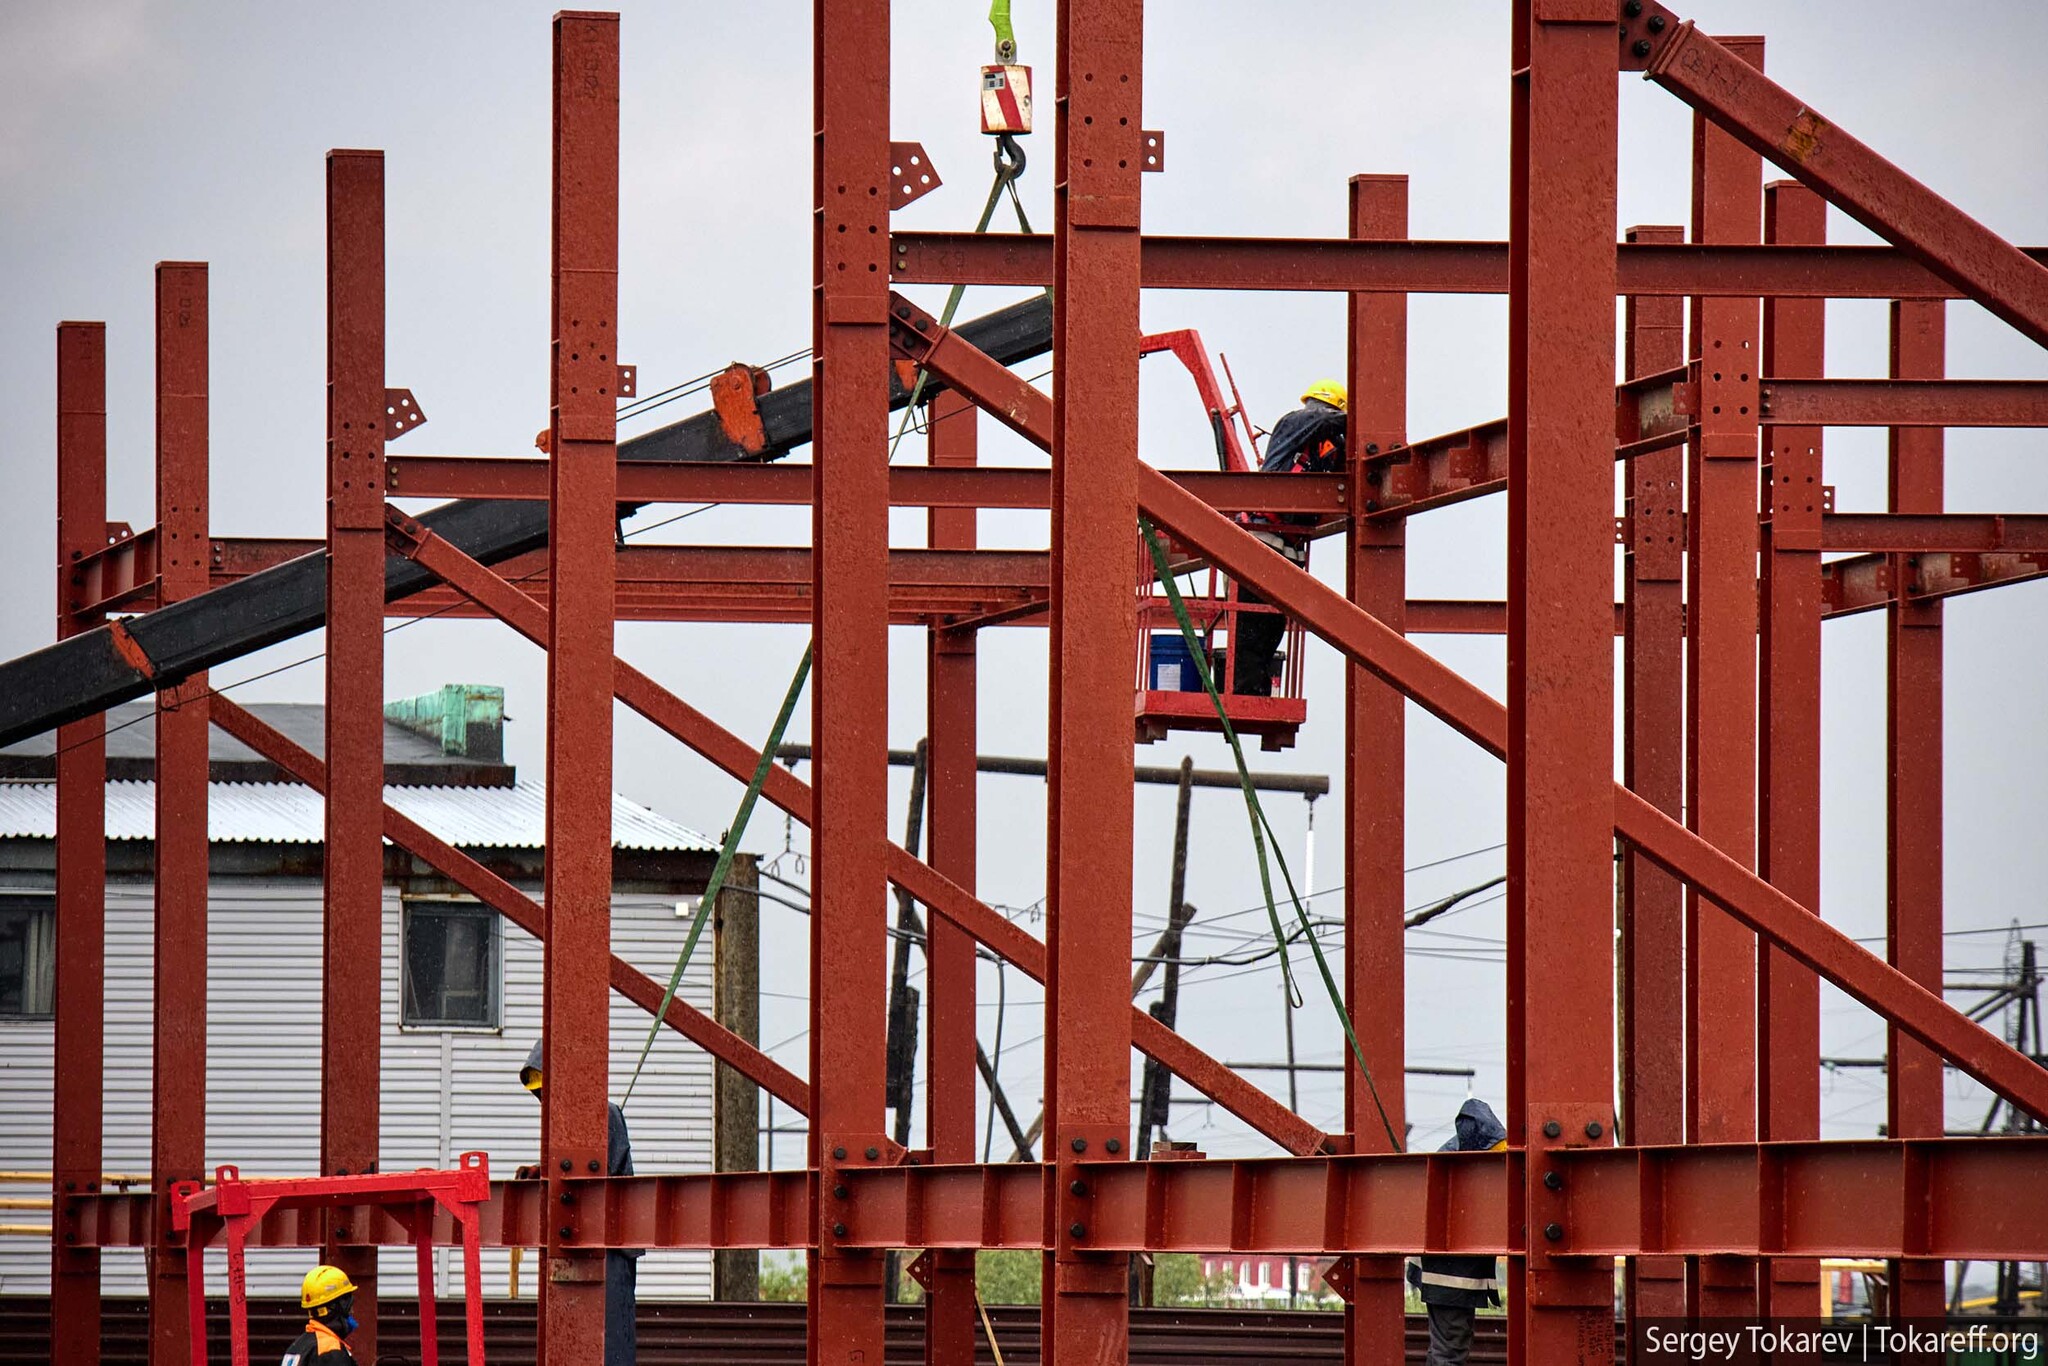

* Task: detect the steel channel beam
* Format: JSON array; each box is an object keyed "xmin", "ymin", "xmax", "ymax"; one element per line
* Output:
[
  {"xmin": 1756, "ymin": 181, "xmax": 1825, "ymax": 1324},
  {"xmin": 810, "ymin": 0, "xmax": 893, "ymax": 1354},
  {"xmin": 1822, "ymin": 549, "xmax": 2048, "ymax": 615},
  {"xmin": 62, "ymin": 1138, "xmax": 2048, "ymax": 1260},
  {"xmin": 1507, "ymin": 7, "xmax": 1621, "ymax": 1358},
  {"xmin": 1886, "ymin": 299, "xmax": 1947, "ymax": 1331},
  {"xmin": 1683, "ymin": 34, "xmax": 1763, "ymax": 1320},
  {"xmin": 924, "ymin": 390, "xmax": 979, "ymax": 1365},
  {"xmin": 888, "ymin": 231, "xmax": 2048, "ymax": 298},
  {"xmin": 1045, "ymin": 4, "xmax": 1144, "ymax": 1359},
  {"xmin": 1624, "ymin": 5, "xmax": 2048, "ymax": 348},
  {"xmin": 51, "ymin": 319, "xmax": 108, "ymax": 1366},
  {"xmin": 537, "ymin": 16, "xmax": 619, "ymax": 1359},
  {"xmin": 322, "ymin": 148, "xmax": 386, "ymax": 1351},
  {"xmin": 148, "ymin": 262, "xmax": 210, "ymax": 1366},
  {"xmin": 0, "ymin": 296, "xmax": 1052, "ymax": 752},
  {"xmin": 1342, "ymin": 172, "xmax": 1408, "ymax": 1366},
  {"xmin": 1762, "ymin": 379, "xmax": 2048, "ymax": 427},
  {"xmin": 388, "ymin": 516, "xmax": 1334, "ymax": 1157},
  {"xmin": 203, "ymin": 695, "xmax": 809, "ymax": 1113},
  {"xmin": 1620, "ymin": 222, "xmax": 1688, "ymax": 1333}
]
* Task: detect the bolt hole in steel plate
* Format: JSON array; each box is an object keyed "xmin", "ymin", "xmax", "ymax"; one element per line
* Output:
[
  {"xmin": 1142, "ymin": 129, "xmax": 1165, "ymax": 171},
  {"xmin": 383, "ymin": 388, "xmax": 426, "ymax": 442}
]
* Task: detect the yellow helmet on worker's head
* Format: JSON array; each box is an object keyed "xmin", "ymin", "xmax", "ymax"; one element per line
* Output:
[
  {"xmin": 1301, "ymin": 379, "xmax": 1347, "ymax": 411},
  {"xmin": 301, "ymin": 1265, "xmax": 358, "ymax": 1310},
  {"xmin": 520, "ymin": 1063, "xmax": 544, "ymax": 1092}
]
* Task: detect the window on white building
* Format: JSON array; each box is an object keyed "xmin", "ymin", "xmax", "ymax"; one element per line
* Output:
[
  {"xmin": 0, "ymin": 895, "xmax": 55, "ymax": 1019},
  {"xmin": 401, "ymin": 901, "xmax": 500, "ymax": 1029}
]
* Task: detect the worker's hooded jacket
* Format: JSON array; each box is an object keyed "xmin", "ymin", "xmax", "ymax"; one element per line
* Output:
[
  {"xmin": 1409, "ymin": 1099, "xmax": 1507, "ymax": 1308},
  {"xmin": 521, "ymin": 1038, "xmax": 637, "ymax": 1184},
  {"xmin": 278, "ymin": 1319, "xmax": 354, "ymax": 1366}
]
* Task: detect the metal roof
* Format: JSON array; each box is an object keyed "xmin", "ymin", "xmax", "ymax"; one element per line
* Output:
[{"xmin": 0, "ymin": 780, "xmax": 714, "ymax": 852}]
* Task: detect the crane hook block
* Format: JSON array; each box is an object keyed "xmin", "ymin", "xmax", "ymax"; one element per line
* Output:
[{"xmin": 980, "ymin": 64, "xmax": 1032, "ymax": 136}]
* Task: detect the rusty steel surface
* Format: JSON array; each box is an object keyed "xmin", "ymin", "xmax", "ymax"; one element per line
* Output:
[
  {"xmin": 147, "ymin": 261, "xmax": 210, "ymax": 1366},
  {"xmin": 1756, "ymin": 179, "xmax": 1825, "ymax": 1325},
  {"xmin": 25, "ymin": 6, "xmax": 2048, "ymax": 1366}
]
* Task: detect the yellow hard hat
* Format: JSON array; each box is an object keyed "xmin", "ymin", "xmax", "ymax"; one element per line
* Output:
[
  {"xmin": 301, "ymin": 1264, "xmax": 358, "ymax": 1310},
  {"xmin": 521, "ymin": 1064, "xmax": 543, "ymax": 1092},
  {"xmin": 1301, "ymin": 379, "xmax": 1347, "ymax": 411}
]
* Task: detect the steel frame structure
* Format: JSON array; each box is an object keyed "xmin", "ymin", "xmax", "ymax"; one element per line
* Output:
[{"xmin": 26, "ymin": 5, "xmax": 2048, "ymax": 1366}]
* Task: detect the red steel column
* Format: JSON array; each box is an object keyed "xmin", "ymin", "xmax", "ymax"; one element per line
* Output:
[
  {"xmin": 1044, "ymin": 0, "xmax": 1142, "ymax": 1362},
  {"xmin": 924, "ymin": 389, "xmax": 979, "ymax": 1366},
  {"xmin": 1757, "ymin": 182, "xmax": 1825, "ymax": 1325},
  {"xmin": 150, "ymin": 262, "xmax": 210, "ymax": 1365},
  {"xmin": 1886, "ymin": 297, "xmax": 1946, "ymax": 1331},
  {"xmin": 1343, "ymin": 172, "xmax": 1407, "ymax": 1366},
  {"xmin": 324, "ymin": 150, "xmax": 387, "ymax": 1352},
  {"xmin": 1683, "ymin": 33, "xmax": 1762, "ymax": 1319},
  {"xmin": 52, "ymin": 320, "xmax": 108, "ymax": 1366},
  {"xmin": 1506, "ymin": 6, "xmax": 1617, "ymax": 1363},
  {"xmin": 540, "ymin": 15, "xmax": 620, "ymax": 1361},
  {"xmin": 810, "ymin": 0, "xmax": 893, "ymax": 1356},
  {"xmin": 1620, "ymin": 222, "xmax": 1687, "ymax": 1335}
]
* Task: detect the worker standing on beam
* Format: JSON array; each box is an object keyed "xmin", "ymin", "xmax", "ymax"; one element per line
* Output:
[
  {"xmin": 517, "ymin": 1041, "xmax": 643, "ymax": 1365},
  {"xmin": 1406, "ymin": 1098, "xmax": 1508, "ymax": 1366},
  {"xmin": 280, "ymin": 1266, "xmax": 360, "ymax": 1365},
  {"xmin": 1233, "ymin": 379, "xmax": 1348, "ymax": 695}
]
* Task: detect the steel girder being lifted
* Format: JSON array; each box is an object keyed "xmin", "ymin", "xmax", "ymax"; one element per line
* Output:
[{"xmin": 29, "ymin": 5, "xmax": 2048, "ymax": 1366}]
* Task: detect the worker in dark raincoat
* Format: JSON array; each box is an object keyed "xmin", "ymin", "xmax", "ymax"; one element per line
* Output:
[
  {"xmin": 518, "ymin": 1039, "xmax": 641, "ymax": 1364},
  {"xmin": 1234, "ymin": 380, "xmax": 1348, "ymax": 696},
  {"xmin": 1407, "ymin": 1098, "xmax": 1507, "ymax": 1366}
]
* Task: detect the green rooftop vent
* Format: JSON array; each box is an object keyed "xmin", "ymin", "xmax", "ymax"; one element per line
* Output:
[{"xmin": 384, "ymin": 684, "xmax": 506, "ymax": 762}]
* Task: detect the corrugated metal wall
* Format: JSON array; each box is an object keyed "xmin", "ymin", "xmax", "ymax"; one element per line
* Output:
[{"xmin": 0, "ymin": 876, "xmax": 714, "ymax": 1300}]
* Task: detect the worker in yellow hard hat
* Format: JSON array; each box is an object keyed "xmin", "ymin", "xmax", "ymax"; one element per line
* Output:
[
  {"xmin": 281, "ymin": 1264, "xmax": 359, "ymax": 1364},
  {"xmin": 1233, "ymin": 379, "xmax": 1350, "ymax": 696}
]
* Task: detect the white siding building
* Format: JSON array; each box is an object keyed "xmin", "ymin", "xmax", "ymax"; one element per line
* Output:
[{"xmin": 0, "ymin": 690, "xmax": 729, "ymax": 1301}]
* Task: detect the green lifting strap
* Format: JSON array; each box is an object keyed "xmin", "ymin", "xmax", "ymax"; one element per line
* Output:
[
  {"xmin": 622, "ymin": 642, "xmax": 814, "ymax": 1107},
  {"xmin": 1139, "ymin": 518, "xmax": 1404, "ymax": 1154},
  {"xmin": 989, "ymin": 0, "xmax": 1016, "ymax": 59}
]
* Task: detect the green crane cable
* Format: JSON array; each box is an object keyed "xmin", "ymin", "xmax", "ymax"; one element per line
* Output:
[
  {"xmin": 1139, "ymin": 518, "xmax": 1405, "ymax": 1154},
  {"xmin": 622, "ymin": 642, "xmax": 814, "ymax": 1107}
]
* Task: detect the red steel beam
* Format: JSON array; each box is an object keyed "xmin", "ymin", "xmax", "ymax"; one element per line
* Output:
[
  {"xmin": 1757, "ymin": 180, "xmax": 1825, "ymax": 1325},
  {"xmin": 539, "ymin": 15, "xmax": 619, "ymax": 1359},
  {"xmin": 1506, "ymin": 7, "xmax": 1621, "ymax": 1358},
  {"xmin": 1620, "ymin": 222, "xmax": 1687, "ymax": 1331},
  {"xmin": 1342, "ymin": 171, "xmax": 1408, "ymax": 1366},
  {"xmin": 68, "ymin": 525, "xmax": 159, "ymax": 619},
  {"xmin": 1886, "ymin": 299, "xmax": 1947, "ymax": 1331},
  {"xmin": 1624, "ymin": 6, "xmax": 2048, "ymax": 349},
  {"xmin": 890, "ymin": 232, "xmax": 2048, "ymax": 298},
  {"xmin": 52, "ymin": 320, "xmax": 108, "ymax": 1366},
  {"xmin": 388, "ymin": 455, "xmax": 1347, "ymax": 516},
  {"xmin": 1683, "ymin": 33, "xmax": 1763, "ymax": 1321},
  {"xmin": 204, "ymin": 696, "xmax": 808, "ymax": 1114},
  {"xmin": 322, "ymin": 148, "xmax": 386, "ymax": 1352},
  {"xmin": 149, "ymin": 262, "xmax": 210, "ymax": 1366},
  {"xmin": 1762, "ymin": 379, "xmax": 2048, "ymax": 427},
  {"xmin": 59, "ymin": 1136, "xmax": 2048, "ymax": 1260},
  {"xmin": 1045, "ymin": 6, "xmax": 1144, "ymax": 1360},
  {"xmin": 1823, "ymin": 549, "xmax": 2048, "ymax": 616},
  {"xmin": 810, "ymin": 0, "xmax": 893, "ymax": 1354},
  {"xmin": 1129, "ymin": 470, "xmax": 2048, "ymax": 1121},
  {"xmin": 386, "ymin": 517, "xmax": 1330, "ymax": 1159},
  {"xmin": 923, "ymin": 391, "xmax": 979, "ymax": 1366}
]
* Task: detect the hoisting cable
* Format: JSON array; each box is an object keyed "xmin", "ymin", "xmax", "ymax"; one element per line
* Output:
[
  {"xmin": 1138, "ymin": 518, "xmax": 1405, "ymax": 1154},
  {"xmin": 622, "ymin": 642, "xmax": 815, "ymax": 1106}
]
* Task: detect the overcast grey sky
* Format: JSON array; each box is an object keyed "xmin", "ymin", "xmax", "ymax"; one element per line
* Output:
[{"xmin": 3, "ymin": 1, "xmax": 2046, "ymax": 1157}]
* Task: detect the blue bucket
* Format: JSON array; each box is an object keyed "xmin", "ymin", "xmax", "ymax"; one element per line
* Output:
[{"xmin": 1148, "ymin": 632, "xmax": 1202, "ymax": 692}]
